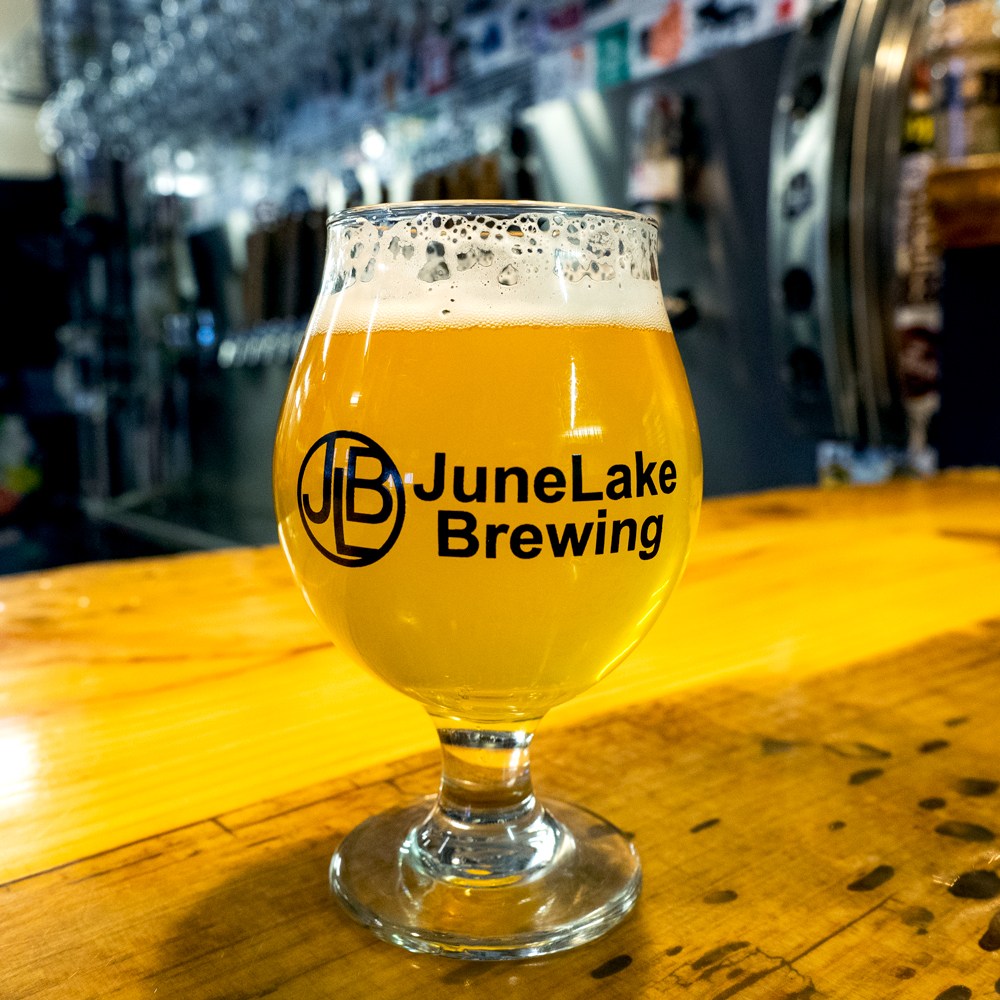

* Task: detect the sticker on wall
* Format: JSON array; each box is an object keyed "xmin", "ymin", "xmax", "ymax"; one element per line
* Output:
[
  {"xmin": 692, "ymin": 0, "xmax": 759, "ymax": 50},
  {"xmin": 462, "ymin": 5, "xmax": 536, "ymax": 75},
  {"xmin": 596, "ymin": 21, "xmax": 631, "ymax": 89},
  {"xmin": 631, "ymin": 0, "xmax": 687, "ymax": 75},
  {"xmin": 753, "ymin": 0, "xmax": 808, "ymax": 33},
  {"xmin": 421, "ymin": 30, "xmax": 453, "ymax": 96},
  {"xmin": 533, "ymin": 38, "xmax": 597, "ymax": 103},
  {"xmin": 545, "ymin": 0, "xmax": 585, "ymax": 35}
]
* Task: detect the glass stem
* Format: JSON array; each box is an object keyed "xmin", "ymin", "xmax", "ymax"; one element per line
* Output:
[{"xmin": 407, "ymin": 719, "xmax": 567, "ymax": 886}]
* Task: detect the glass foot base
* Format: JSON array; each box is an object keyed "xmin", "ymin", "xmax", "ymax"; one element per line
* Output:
[{"xmin": 330, "ymin": 798, "xmax": 641, "ymax": 959}]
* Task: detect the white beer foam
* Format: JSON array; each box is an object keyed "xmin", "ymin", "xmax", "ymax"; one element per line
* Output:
[{"xmin": 305, "ymin": 204, "xmax": 670, "ymax": 334}]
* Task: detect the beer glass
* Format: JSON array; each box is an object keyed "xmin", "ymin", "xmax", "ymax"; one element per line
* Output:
[{"xmin": 273, "ymin": 201, "xmax": 701, "ymax": 958}]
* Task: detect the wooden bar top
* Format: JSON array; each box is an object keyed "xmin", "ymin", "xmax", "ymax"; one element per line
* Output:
[{"xmin": 3, "ymin": 471, "xmax": 1000, "ymax": 998}]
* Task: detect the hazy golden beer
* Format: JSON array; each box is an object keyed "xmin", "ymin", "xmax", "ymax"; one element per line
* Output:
[
  {"xmin": 274, "ymin": 203, "xmax": 702, "ymax": 957},
  {"xmin": 274, "ymin": 209, "xmax": 700, "ymax": 723}
]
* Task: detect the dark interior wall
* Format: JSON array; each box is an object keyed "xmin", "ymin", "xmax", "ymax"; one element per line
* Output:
[
  {"xmin": 0, "ymin": 176, "xmax": 79, "ymax": 508},
  {"xmin": 0, "ymin": 176, "xmax": 70, "ymax": 380}
]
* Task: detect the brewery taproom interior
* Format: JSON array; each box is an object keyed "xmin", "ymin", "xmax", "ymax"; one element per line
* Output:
[{"xmin": 2, "ymin": 0, "xmax": 999, "ymax": 575}]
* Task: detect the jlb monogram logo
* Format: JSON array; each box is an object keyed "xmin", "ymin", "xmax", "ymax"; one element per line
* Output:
[{"xmin": 297, "ymin": 431, "xmax": 405, "ymax": 566}]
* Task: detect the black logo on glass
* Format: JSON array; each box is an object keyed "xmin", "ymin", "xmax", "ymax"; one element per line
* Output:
[{"xmin": 297, "ymin": 431, "xmax": 405, "ymax": 566}]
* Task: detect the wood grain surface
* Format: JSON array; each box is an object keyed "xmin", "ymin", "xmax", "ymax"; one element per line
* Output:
[{"xmin": 2, "ymin": 471, "xmax": 1000, "ymax": 998}]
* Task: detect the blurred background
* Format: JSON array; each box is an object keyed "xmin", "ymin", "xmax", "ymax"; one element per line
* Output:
[{"xmin": 1, "ymin": 0, "xmax": 998, "ymax": 574}]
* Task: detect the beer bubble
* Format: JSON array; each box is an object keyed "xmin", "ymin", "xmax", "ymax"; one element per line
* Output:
[
  {"xmin": 587, "ymin": 230, "xmax": 611, "ymax": 252},
  {"xmin": 418, "ymin": 242, "xmax": 449, "ymax": 282},
  {"xmin": 331, "ymin": 268, "xmax": 357, "ymax": 293},
  {"xmin": 498, "ymin": 264, "xmax": 519, "ymax": 286},
  {"xmin": 555, "ymin": 248, "xmax": 586, "ymax": 283}
]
